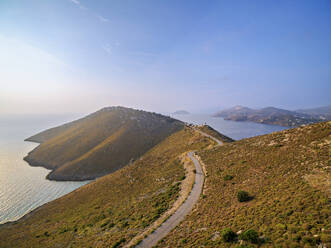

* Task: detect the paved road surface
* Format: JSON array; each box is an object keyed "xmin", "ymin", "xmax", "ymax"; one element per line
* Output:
[
  {"xmin": 135, "ymin": 152, "xmax": 204, "ymax": 248},
  {"xmin": 194, "ymin": 129, "xmax": 223, "ymax": 146},
  {"xmin": 135, "ymin": 130, "xmax": 222, "ymax": 247}
]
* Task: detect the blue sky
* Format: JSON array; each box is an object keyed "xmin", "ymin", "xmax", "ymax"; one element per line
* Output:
[{"xmin": 0, "ymin": 0, "xmax": 330, "ymax": 114}]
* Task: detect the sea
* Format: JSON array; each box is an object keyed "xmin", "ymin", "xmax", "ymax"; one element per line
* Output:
[
  {"xmin": 0, "ymin": 114, "xmax": 89, "ymax": 224},
  {"xmin": 170, "ymin": 113, "xmax": 287, "ymax": 140},
  {"xmin": 0, "ymin": 113, "xmax": 286, "ymax": 224}
]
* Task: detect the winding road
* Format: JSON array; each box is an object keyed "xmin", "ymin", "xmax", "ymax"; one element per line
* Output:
[
  {"xmin": 135, "ymin": 152, "xmax": 204, "ymax": 248},
  {"xmin": 194, "ymin": 129, "xmax": 223, "ymax": 146},
  {"xmin": 135, "ymin": 129, "xmax": 222, "ymax": 248}
]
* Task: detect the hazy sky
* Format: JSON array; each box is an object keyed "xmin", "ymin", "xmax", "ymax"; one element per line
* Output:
[{"xmin": 1, "ymin": 0, "xmax": 330, "ymax": 115}]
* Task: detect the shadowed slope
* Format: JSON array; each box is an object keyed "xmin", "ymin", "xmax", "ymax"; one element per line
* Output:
[{"xmin": 24, "ymin": 107, "xmax": 184, "ymax": 181}]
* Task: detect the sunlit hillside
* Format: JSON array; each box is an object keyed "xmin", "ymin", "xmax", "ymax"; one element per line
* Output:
[
  {"xmin": 0, "ymin": 127, "xmax": 214, "ymax": 247},
  {"xmin": 24, "ymin": 107, "xmax": 184, "ymax": 181},
  {"xmin": 159, "ymin": 121, "xmax": 331, "ymax": 247}
]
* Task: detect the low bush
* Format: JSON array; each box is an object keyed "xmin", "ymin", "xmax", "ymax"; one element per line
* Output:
[
  {"xmin": 237, "ymin": 191, "xmax": 250, "ymax": 202},
  {"xmin": 239, "ymin": 229, "xmax": 259, "ymax": 243},
  {"xmin": 223, "ymin": 174, "xmax": 234, "ymax": 181},
  {"xmin": 221, "ymin": 228, "xmax": 237, "ymax": 242}
]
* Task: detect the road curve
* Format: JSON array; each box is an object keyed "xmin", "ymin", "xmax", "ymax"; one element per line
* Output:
[
  {"xmin": 135, "ymin": 151, "xmax": 204, "ymax": 248},
  {"xmin": 194, "ymin": 129, "xmax": 223, "ymax": 146}
]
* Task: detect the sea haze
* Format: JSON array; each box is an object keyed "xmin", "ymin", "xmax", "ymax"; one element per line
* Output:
[{"xmin": 0, "ymin": 114, "xmax": 89, "ymax": 224}]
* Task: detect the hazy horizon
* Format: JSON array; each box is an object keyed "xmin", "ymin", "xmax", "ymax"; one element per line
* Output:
[{"xmin": 1, "ymin": 0, "xmax": 330, "ymax": 115}]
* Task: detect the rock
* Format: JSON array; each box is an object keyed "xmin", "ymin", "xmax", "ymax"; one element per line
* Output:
[{"xmin": 211, "ymin": 231, "xmax": 220, "ymax": 241}]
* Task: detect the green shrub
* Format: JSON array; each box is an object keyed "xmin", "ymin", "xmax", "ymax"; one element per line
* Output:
[
  {"xmin": 221, "ymin": 228, "xmax": 237, "ymax": 242},
  {"xmin": 237, "ymin": 191, "xmax": 250, "ymax": 202},
  {"xmin": 223, "ymin": 175, "xmax": 234, "ymax": 181},
  {"xmin": 239, "ymin": 229, "xmax": 259, "ymax": 243}
]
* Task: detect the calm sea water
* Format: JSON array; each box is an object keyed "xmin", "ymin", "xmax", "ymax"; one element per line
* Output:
[
  {"xmin": 0, "ymin": 113, "xmax": 286, "ymax": 224},
  {"xmin": 0, "ymin": 114, "xmax": 89, "ymax": 224},
  {"xmin": 171, "ymin": 113, "xmax": 287, "ymax": 140}
]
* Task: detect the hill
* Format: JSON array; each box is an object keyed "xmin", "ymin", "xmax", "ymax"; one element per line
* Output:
[
  {"xmin": 158, "ymin": 121, "xmax": 331, "ymax": 247},
  {"xmin": 296, "ymin": 105, "xmax": 331, "ymax": 119},
  {"xmin": 24, "ymin": 106, "xmax": 184, "ymax": 181},
  {"xmin": 196, "ymin": 125, "xmax": 235, "ymax": 142},
  {"xmin": 0, "ymin": 120, "xmax": 329, "ymax": 247},
  {"xmin": 214, "ymin": 105, "xmax": 326, "ymax": 127},
  {"xmin": 0, "ymin": 127, "xmax": 215, "ymax": 248}
]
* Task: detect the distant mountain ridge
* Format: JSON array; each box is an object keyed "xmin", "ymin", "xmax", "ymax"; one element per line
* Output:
[
  {"xmin": 24, "ymin": 106, "xmax": 184, "ymax": 181},
  {"xmin": 296, "ymin": 105, "xmax": 331, "ymax": 119},
  {"xmin": 172, "ymin": 110, "xmax": 190, "ymax": 115},
  {"xmin": 214, "ymin": 105, "xmax": 330, "ymax": 127}
]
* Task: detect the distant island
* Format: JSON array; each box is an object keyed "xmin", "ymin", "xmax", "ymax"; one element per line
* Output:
[
  {"xmin": 24, "ymin": 106, "xmax": 184, "ymax": 181},
  {"xmin": 172, "ymin": 110, "xmax": 190, "ymax": 115},
  {"xmin": 213, "ymin": 105, "xmax": 331, "ymax": 127},
  {"xmin": 296, "ymin": 105, "xmax": 331, "ymax": 119}
]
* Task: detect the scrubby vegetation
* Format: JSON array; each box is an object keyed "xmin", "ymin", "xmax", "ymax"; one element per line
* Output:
[
  {"xmin": 196, "ymin": 125, "xmax": 235, "ymax": 142},
  {"xmin": 0, "ymin": 127, "xmax": 214, "ymax": 247},
  {"xmin": 224, "ymin": 174, "xmax": 234, "ymax": 181},
  {"xmin": 157, "ymin": 122, "xmax": 331, "ymax": 247},
  {"xmin": 2, "ymin": 117, "xmax": 330, "ymax": 248},
  {"xmin": 221, "ymin": 228, "xmax": 237, "ymax": 242},
  {"xmin": 237, "ymin": 190, "xmax": 251, "ymax": 202},
  {"xmin": 239, "ymin": 229, "xmax": 259, "ymax": 244},
  {"xmin": 24, "ymin": 106, "xmax": 184, "ymax": 181}
]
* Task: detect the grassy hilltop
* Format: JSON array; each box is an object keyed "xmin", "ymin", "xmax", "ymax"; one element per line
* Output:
[
  {"xmin": 159, "ymin": 121, "xmax": 331, "ymax": 247},
  {"xmin": 1, "ymin": 112, "xmax": 329, "ymax": 248},
  {"xmin": 24, "ymin": 106, "xmax": 184, "ymax": 181},
  {"xmin": 0, "ymin": 127, "xmax": 214, "ymax": 248}
]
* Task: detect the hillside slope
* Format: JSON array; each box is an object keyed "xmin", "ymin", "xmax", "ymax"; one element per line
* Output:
[
  {"xmin": 296, "ymin": 105, "xmax": 331, "ymax": 119},
  {"xmin": 24, "ymin": 107, "xmax": 184, "ymax": 181},
  {"xmin": 214, "ymin": 105, "xmax": 326, "ymax": 127},
  {"xmin": 0, "ymin": 127, "xmax": 215, "ymax": 248},
  {"xmin": 196, "ymin": 125, "xmax": 235, "ymax": 142},
  {"xmin": 158, "ymin": 121, "xmax": 331, "ymax": 247}
]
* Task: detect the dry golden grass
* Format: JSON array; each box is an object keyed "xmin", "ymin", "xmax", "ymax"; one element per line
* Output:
[
  {"xmin": 157, "ymin": 122, "xmax": 331, "ymax": 247},
  {"xmin": 124, "ymin": 152, "xmax": 196, "ymax": 247},
  {"xmin": 24, "ymin": 107, "xmax": 184, "ymax": 180},
  {"xmin": 0, "ymin": 127, "xmax": 213, "ymax": 248},
  {"xmin": 197, "ymin": 125, "xmax": 235, "ymax": 142}
]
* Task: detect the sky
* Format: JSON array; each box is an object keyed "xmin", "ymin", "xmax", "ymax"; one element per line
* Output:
[{"xmin": 0, "ymin": 0, "xmax": 330, "ymax": 115}]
